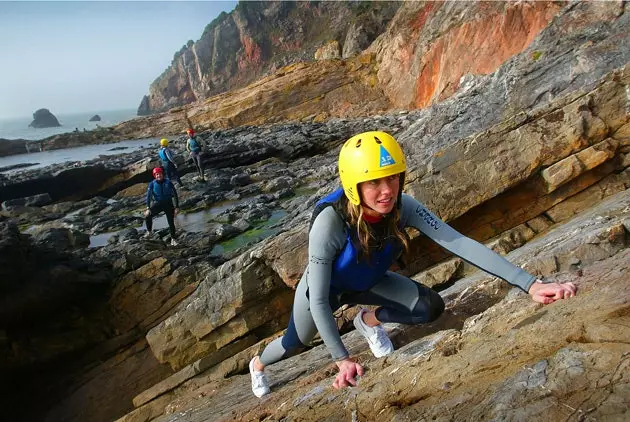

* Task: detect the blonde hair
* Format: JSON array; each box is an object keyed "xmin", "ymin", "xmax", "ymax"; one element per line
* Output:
[{"xmin": 344, "ymin": 199, "xmax": 409, "ymax": 261}]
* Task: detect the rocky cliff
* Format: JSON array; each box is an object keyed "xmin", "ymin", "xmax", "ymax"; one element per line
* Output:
[
  {"xmin": 125, "ymin": 1, "xmax": 566, "ymax": 140},
  {"xmin": 19, "ymin": 1, "xmax": 571, "ymax": 151},
  {"xmin": 138, "ymin": 1, "xmax": 400, "ymax": 115}
]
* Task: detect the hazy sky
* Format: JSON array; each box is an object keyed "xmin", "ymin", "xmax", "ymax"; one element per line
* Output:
[{"xmin": 0, "ymin": 1, "xmax": 237, "ymax": 119}]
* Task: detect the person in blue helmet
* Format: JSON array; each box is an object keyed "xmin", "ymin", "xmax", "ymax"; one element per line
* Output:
[
  {"xmin": 158, "ymin": 138, "xmax": 184, "ymax": 188},
  {"xmin": 248, "ymin": 131, "xmax": 577, "ymax": 398},
  {"xmin": 185, "ymin": 128, "xmax": 206, "ymax": 182},
  {"xmin": 144, "ymin": 167, "xmax": 180, "ymax": 246}
]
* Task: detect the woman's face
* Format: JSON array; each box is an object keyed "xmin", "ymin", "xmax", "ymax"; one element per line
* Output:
[{"xmin": 359, "ymin": 174, "xmax": 400, "ymax": 216}]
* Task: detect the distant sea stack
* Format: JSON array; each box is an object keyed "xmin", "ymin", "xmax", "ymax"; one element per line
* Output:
[
  {"xmin": 137, "ymin": 95, "xmax": 151, "ymax": 116},
  {"xmin": 89, "ymin": 114, "xmax": 101, "ymax": 122},
  {"xmin": 29, "ymin": 108, "xmax": 61, "ymax": 128}
]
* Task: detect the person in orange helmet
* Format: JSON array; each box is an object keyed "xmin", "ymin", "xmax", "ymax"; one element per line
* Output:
[
  {"xmin": 144, "ymin": 167, "xmax": 180, "ymax": 246},
  {"xmin": 185, "ymin": 129, "xmax": 205, "ymax": 182}
]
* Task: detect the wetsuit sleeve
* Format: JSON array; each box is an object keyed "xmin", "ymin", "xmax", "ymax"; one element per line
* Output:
[
  {"xmin": 146, "ymin": 181, "xmax": 153, "ymax": 208},
  {"xmin": 170, "ymin": 181, "xmax": 179, "ymax": 208},
  {"xmin": 400, "ymin": 194, "xmax": 536, "ymax": 292},
  {"xmin": 307, "ymin": 206, "xmax": 351, "ymax": 361}
]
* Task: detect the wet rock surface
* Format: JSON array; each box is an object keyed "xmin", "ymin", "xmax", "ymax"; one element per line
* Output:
[{"xmin": 0, "ymin": 138, "xmax": 30, "ymax": 157}]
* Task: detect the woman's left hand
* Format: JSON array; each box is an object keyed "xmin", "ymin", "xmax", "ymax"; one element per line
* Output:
[{"xmin": 528, "ymin": 280, "xmax": 577, "ymax": 304}]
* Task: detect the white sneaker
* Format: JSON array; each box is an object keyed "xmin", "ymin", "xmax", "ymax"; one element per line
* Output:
[
  {"xmin": 249, "ymin": 357, "xmax": 270, "ymax": 398},
  {"xmin": 142, "ymin": 231, "xmax": 152, "ymax": 239},
  {"xmin": 170, "ymin": 239, "xmax": 178, "ymax": 246},
  {"xmin": 353, "ymin": 308, "xmax": 394, "ymax": 358}
]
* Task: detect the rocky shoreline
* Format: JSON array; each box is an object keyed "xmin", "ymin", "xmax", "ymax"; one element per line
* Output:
[
  {"xmin": 2, "ymin": 62, "xmax": 629, "ymax": 421},
  {"xmin": 0, "ymin": 111, "xmax": 413, "ymax": 421}
]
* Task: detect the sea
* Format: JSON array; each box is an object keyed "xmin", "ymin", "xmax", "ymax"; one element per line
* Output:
[
  {"xmin": 0, "ymin": 109, "xmax": 138, "ymax": 140},
  {"xmin": 0, "ymin": 109, "xmax": 160, "ymax": 173}
]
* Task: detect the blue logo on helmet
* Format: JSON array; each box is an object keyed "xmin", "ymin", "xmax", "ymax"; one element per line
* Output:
[{"xmin": 380, "ymin": 145, "xmax": 395, "ymax": 167}]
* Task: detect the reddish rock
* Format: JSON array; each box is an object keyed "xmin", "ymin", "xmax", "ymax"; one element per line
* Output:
[{"xmin": 415, "ymin": 2, "xmax": 561, "ymax": 107}]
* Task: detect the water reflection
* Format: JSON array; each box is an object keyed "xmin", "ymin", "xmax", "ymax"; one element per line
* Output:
[
  {"xmin": 89, "ymin": 231, "xmax": 118, "ymax": 248},
  {"xmin": 0, "ymin": 138, "xmax": 160, "ymax": 173},
  {"xmin": 210, "ymin": 209, "xmax": 287, "ymax": 256},
  {"xmin": 88, "ymin": 207, "xmax": 289, "ymax": 251},
  {"xmin": 148, "ymin": 200, "xmax": 248, "ymax": 233}
]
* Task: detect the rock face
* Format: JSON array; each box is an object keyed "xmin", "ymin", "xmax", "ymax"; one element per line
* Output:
[
  {"xmin": 314, "ymin": 40, "xmax": 340, "ymax": 60},
  {"xmin": 116, "ymin": 54, "xmax": 392, "ymax": 139},
  {"xmin": 121, "ymin": 195, "xmax": 630, "ymax": 422},
  {"xmin": 98, "ymin": 1, "xmax": 564, "ymax": 141},
  {"xmin": 137, "ymin": 1, "xmax": 562, "ymax": 117},
  {"xmin": 139, "ymin": 1, "xmax": 400, "ymax": 114},
  {"xmin": 89, "ymin": 115, "xmax": 101, "ymax": 122},
  {"xmin": 28, "ymin": 108, "xmax": 61, "ymax": 128},
  {"xmin": 0, "ymin": 2, "xmax": 581, "ymax": 151},
  {"xmin": 369, "ymin": 1, "xmax": 565, "ymax": 109}
]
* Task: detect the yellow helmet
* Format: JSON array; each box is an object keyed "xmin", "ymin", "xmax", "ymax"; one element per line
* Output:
[
  {"xmin": 160, "ymin": 138, "xmax": 169, "ymax": 147},
  {"xmin": 338, "ymin": 131, "xmax": 406, "ymax": 205}
]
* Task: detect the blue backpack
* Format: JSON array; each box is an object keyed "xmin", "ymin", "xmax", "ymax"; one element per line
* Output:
[{"xmin": 188, "ymin": 137, "xmax": 201, "ymax": 153}]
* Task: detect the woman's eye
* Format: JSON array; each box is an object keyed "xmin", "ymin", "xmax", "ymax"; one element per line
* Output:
[{"xmin": 388, "ymin": 175, "xmax": 398, "ymax": 181}]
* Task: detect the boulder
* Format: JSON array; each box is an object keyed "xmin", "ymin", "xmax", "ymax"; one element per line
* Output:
[
  {"xmin": 342, "ymin": 23, "xmax": 370, "ymax": 58},
  {"xmin": 0, "ymin": 221, "xmax": 30, "ymax": 295},
  {"xmin": 2, "ymin": 193, "xmax": 52, "ymax": 209},
  {"xmin": 31, "ymin": 227, "xmax": 90, "ymax": 250},
  {"xmin": 314, "ymin": 41, "xmax": 341, "ymax": 60},
  {"xmin": 0, "ymin": 138, "xmax": 29, "ymax": 158},
  {"xmin": 89, "ymin": 115, "xmax": 101, "ymax": 122},
  {"xmin": 28, "ymin": 108, "xmax": 61, "ymax": 128}
]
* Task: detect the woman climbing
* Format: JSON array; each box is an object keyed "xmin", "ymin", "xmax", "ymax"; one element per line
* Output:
[{"xmin": 249, "ymin": 131, "xmax": 577, "ymax": 397}]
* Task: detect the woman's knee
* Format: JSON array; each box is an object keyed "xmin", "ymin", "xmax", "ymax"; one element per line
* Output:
[
  {"xmin": 412, "ymin": 289, "xmax": 445, "ymax": 323},
  {"xmin": 426, "ymin": 292, "xmax": 445, "ymax": 322},
  {"xmin": 280, "ymin": 335, "xmax": 306, "ymax": 358}
]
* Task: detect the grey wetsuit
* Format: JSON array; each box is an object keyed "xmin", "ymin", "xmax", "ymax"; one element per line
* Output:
[{"xmin": 259, "ymin": 194, "xmax": 536, "ymax": 364}]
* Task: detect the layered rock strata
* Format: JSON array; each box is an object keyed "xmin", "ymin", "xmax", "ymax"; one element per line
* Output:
[{"xmin": 139, "ymin": 1, "xmax": 400, "ymax": 114}]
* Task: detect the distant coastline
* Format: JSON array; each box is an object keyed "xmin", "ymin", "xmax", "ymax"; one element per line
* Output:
[{"xmin": 0, "ymin": 109, "xmax": 137, "ymax": 141}]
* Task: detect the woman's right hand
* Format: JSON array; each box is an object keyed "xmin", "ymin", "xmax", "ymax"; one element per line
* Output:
[
  {"xmin": 333, "ymin": 358, "xmax": 364, "ymax": 389},
  {"xmin": 528, "ymin": 280, "xmax": 577, "ymax": 304}
]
